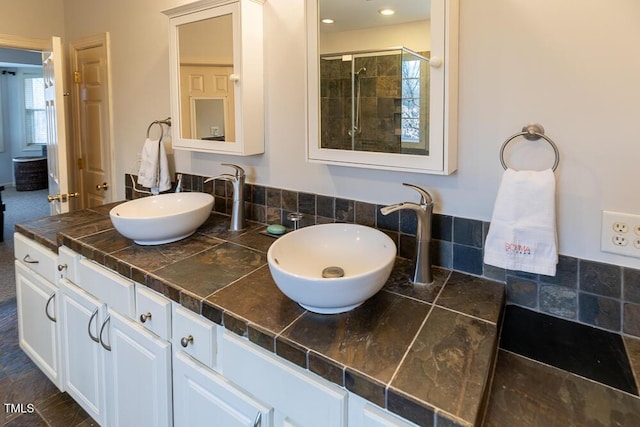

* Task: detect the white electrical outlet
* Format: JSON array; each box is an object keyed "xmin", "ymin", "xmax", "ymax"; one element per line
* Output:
[{"xmin": 601, "ymin": 210, "xmax": 640, "ymax": 258}]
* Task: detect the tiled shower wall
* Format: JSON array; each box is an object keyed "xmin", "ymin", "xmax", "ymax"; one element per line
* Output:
[{"xmin": 126, "ymin": 173, "xmax": 640, "ymax": 338}]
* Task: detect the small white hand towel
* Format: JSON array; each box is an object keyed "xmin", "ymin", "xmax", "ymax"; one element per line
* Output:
[
  {"xmin": 137, "ymin": 138, "xmax": 171, "ymax": 194},
  {"xmin": 483, "ymin": 168, "xmax": 558, "ymax": 276}
]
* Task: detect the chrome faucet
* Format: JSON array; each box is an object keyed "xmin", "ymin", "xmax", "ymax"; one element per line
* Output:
[
  {"xmin": 380, "ymin": 183, "xmax": 434, "ymax": 285},
  {"xmin": 174, "ymin": 174, "xmax": 183, "ymax": 193},
  {"xmin": 205, "ymin": 164, "xmax": 246, "ymax": 231}
]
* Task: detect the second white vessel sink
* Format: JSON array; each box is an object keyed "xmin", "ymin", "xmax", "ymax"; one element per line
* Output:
[
  {"xmin": 267, "ymin": 223, "xmax": 396, "ymax": 314},
  {"xmin": 110, "ymin": 192, "xmax": 214, "ymax": 245}
]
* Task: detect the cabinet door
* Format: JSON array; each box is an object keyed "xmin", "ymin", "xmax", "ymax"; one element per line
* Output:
[
  {"xmin": 349, "ymin": 393, "xmax": 418, "ymax": 427},
  {"xmin": 59, "ymin": 279, "xmax": 108, "ymax": 425},
  {"xmin": 107, "ymin": 309, "xmax": 172, "ymax": 427},
  {"xmin": 222, "ymin": 332, "xmax": 347, "ymax": 427},
  {"xmin": 173, "ymin": 350, "xmax": 272, "ymax": 427},
  {"xmin": 15, "ymin": 261, "xmax": 62, "ymax": 390}
]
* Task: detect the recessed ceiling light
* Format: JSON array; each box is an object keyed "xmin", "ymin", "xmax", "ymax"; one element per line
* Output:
[
  {"xmin": 321, "ymin": 18, "xmax": 334, "ymax": 24},
  {"xmin": 379, "ymin": 8, "xmax": 395, "ymax": 16}
]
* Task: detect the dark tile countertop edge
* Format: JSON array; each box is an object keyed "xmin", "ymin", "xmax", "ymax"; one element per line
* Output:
[{"xmin": 15, "ymin": 205, "xmax": 506, "ymax": 427}]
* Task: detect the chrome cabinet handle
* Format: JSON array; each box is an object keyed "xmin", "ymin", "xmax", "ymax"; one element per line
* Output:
[
  {"xmin": 57, "ymin": 264, "xmax": 68, "ymax": 272},
  {"xmin": 253, "ymin": 412, "xmax": 262, "ymax": 427},
  {"xmin": 23, "ymin": 254, "xmax": 39, "ymax": 264},
  {"xmin": 139, "ymin": 312, "xmax": 152, "ymax": 323},
  {"xmin": 99, "ymin": 315, "xmax": 111, "ymax": 351},
  {"xmin": 180, "ymin": 335, "xmax": 194, "ymax": 348},
  {"xmin": 45, "ymin": 293, "xmax": 56, "ymax": 322},
  {"xmin": 88, "ymin": 308, "xmax": 100, "ymax": 343}
]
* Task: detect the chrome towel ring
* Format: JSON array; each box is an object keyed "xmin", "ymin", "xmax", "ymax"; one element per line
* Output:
[
  {"xmin": 146, "ymin": 117, "xmax": 172, "ymax": 140},
  {"xmin": 499, "ymin": 123, "xmax": 560, "ymax": 171}
]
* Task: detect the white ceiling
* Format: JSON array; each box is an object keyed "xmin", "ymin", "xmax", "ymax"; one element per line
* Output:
[{"xmin": 320, "ymin": 0, "xmax": 430, "ymax": 33}]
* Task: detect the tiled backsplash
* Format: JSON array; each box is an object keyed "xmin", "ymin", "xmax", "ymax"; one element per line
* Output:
[{"xmin": 126, "ymin": 173, "xmax": 640, "ymax": 338}]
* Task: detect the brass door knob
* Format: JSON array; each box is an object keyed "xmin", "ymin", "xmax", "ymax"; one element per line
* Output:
[
  {"xmin": 96, "ymin": 182, "xmax": 109, "ymax": 191},
  {"xmin": 47, "ymin": 192, "xmax": 79, "ymax": 202}
]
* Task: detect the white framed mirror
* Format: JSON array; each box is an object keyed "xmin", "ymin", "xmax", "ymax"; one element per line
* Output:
[
  {"xmin": 164, "ymin": 0, "xmax": 264, "ymax": 156},
  {"xmin": 307, "ymin": 0, "xmax": 459, "ymax": 174}
]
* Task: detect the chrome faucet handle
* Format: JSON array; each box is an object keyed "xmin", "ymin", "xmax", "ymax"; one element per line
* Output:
[
  {"xmin": 403, "ymin": 183, "xmax": 433, "ymax": 206},
  {"xmin": 221, "ymin": 163, "xmax": 245, "ymax": 178}
]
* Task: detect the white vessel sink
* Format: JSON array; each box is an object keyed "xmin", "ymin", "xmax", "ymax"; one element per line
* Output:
[
  {"xmin": 110, "ymin": 192, "xmax": 214, "ymax": 245},
  {"xmin": 267, "ymin": 223, "xmax": 396, "ymax": 314}
]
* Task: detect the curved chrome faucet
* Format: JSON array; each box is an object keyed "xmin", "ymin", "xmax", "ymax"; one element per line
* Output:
[
  {"xmin": 205, "ymin": 163, "xmax": 246, "ymax": 231},
  {"xmin": 380, "ymin": 183, "xmax": 434, "ymax": 285}
]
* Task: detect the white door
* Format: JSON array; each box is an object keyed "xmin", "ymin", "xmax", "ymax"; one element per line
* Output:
[
  {"xmin": 173, "ymin": 350, "xmax": 272, "ymax": 427},
  {"xmin": 70, "ymin": 34, "xmax": 113, "ymax": 208},
  {"xmin": 107, "ymin": 309, "xmax": 172, "ymax": 427},
  {"xmin": 59, "ymin": 279, "xmax": 108, "ymax": 426},
  {"xmin": 43, "ymin": 36, "xmax": 75, "ymax": 214}
]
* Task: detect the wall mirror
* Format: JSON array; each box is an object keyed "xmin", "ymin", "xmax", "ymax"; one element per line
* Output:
[
  {"xmin": 307, "ymin": 0, "xmax": 459, "ymax": 174},
  {"xmin": 164, "ymin": 0, "xmax": 264, "ymax": 156}
]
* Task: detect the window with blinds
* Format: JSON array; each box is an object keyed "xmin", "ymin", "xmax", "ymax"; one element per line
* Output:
[{"xmin": 24, "ymin": 76, "xmax": 47, "ymax": 145}]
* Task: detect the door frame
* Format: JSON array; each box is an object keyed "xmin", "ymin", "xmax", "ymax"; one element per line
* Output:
[
  {"xmin": 69, "ymin": 33, "xmax": 115, "ymax": 209},
  {"xmin": 0, "ymin": 34, "xmax": 75, "ymax": 213},
  {"xmin": 0, "ymin": 34, "xmax": 50, "ymax": 51}
]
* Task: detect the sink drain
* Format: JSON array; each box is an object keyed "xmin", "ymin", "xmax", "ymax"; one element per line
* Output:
[{"xmin": 322, "ymin": 266, "xmax": 344, "ymax": 278}]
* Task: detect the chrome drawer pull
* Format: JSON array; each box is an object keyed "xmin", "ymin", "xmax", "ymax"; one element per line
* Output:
[
  {"xmin": 23, "ymin": 254, "xmax": 39, "ymax": 264},
  {"xmin": 99, "ymin": 315, "xmax": 112, "ymax": 351},
  {"xmin": 139, "ymin": 312, "xmax": 152, "ymax": 323},
  {"xmin": 45, "ymin": 293, "xmax": 56, "ymax": 322},
  {"xmin": 88, "ymin": 308, "xmax": 100, "ymax": 343},
  {"xmin": 253, "ymin": 412, "xmax": 262, "ymax": 427},
  {"xmin": 180, "ymin": 335, "xmax": 194, "ymax": 348}
]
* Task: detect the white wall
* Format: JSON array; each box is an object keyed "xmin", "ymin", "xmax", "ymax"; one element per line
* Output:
[{"xmin": 13, "ymin": 0, "xmax": 640, "ymax": 270}]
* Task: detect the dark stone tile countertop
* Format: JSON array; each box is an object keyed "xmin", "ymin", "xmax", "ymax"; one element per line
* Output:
[{"xmin": 16, "ymin": 203, "xmax": 505, "ymax": 427}]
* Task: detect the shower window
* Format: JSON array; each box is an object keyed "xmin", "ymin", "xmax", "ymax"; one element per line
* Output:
[
  {"xmin": 401, "ymin": 59, "xmax": 421, "ymax": 143},
  {"xmin": 24, "ymin": 76, "xmax": 47, "ymax": 145}
]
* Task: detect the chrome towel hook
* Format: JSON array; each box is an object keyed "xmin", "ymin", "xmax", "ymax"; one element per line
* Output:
[{"xmin": 499, "ymin": 123, "xmax": 560, "ymax": 171}]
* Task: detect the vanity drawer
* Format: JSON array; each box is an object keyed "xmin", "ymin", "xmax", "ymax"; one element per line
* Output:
[
  {"xmin": 78, "ymin": 259, "xmax": 135, "ymax": 318},
  {"xmin": 135, "ymin": 285, "xmax": 171, "ymax": 341},
  {"xmin": 58, "ymin": 246, "xmax": 82, "ymax": 284},
  {"xmin": 172, "ymin": 304, "xmax": 217, "ymax": 369},
  {"xmin": 14, "ymin": 232, "xmax": 58, "ymax": 284}
]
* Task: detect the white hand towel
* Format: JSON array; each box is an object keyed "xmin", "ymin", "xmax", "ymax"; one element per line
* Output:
[
  {"xmin": 483, "ymin": 168, "xmax": 558, "ymax": 276},
  {"xmin": 137, "ymin": 138, "xmax": 171, "ymax": 194}
]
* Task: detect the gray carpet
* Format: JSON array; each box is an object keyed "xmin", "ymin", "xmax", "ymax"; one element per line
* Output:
[{"xmin": 0, "ymin": 186, "xmax": 50, "ymax": 301}]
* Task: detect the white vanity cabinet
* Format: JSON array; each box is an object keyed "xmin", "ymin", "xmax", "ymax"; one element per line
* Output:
[
  {"xmin": 172, "ymin": 304, "xmax": 273, "ymax": 427},
  {"xmin": 107, "ymin": 308, "xmax": 172, "ymax": 427},
  {"xmin": 221, "ymin": 331, "xmax": 348, "ymax": 427},
  {"xmin": 14, "ymin": 233, "xmax": 63, "ymax": 390},
  {"xmin": 59, "ymin": 278, "xmax": 108, "ymax": 425},
  {"xmin": 59, "ymin": 252, "xmax": 172, "ymax": 427},
  {"xmin": 16, "ymin": 236, "xmax": 422, "ymax": 427},
  {"xmin": 173, "ymin": 350, "xmax": 272, "ymax": 427}
]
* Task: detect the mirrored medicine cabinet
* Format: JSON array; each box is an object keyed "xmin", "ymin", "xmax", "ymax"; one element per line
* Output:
[
  {"xmin": 164, "ymin": 0, "xmax": 265, "ymax": 156},
  {"xmin": 307, "ymin": 0, "xmax": 459, "ymax": 174}
]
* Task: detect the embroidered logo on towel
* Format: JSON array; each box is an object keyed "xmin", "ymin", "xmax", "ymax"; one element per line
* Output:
[{"xmin": 504, "ymin": 243, "xmax": 531, "ymax": 256}]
